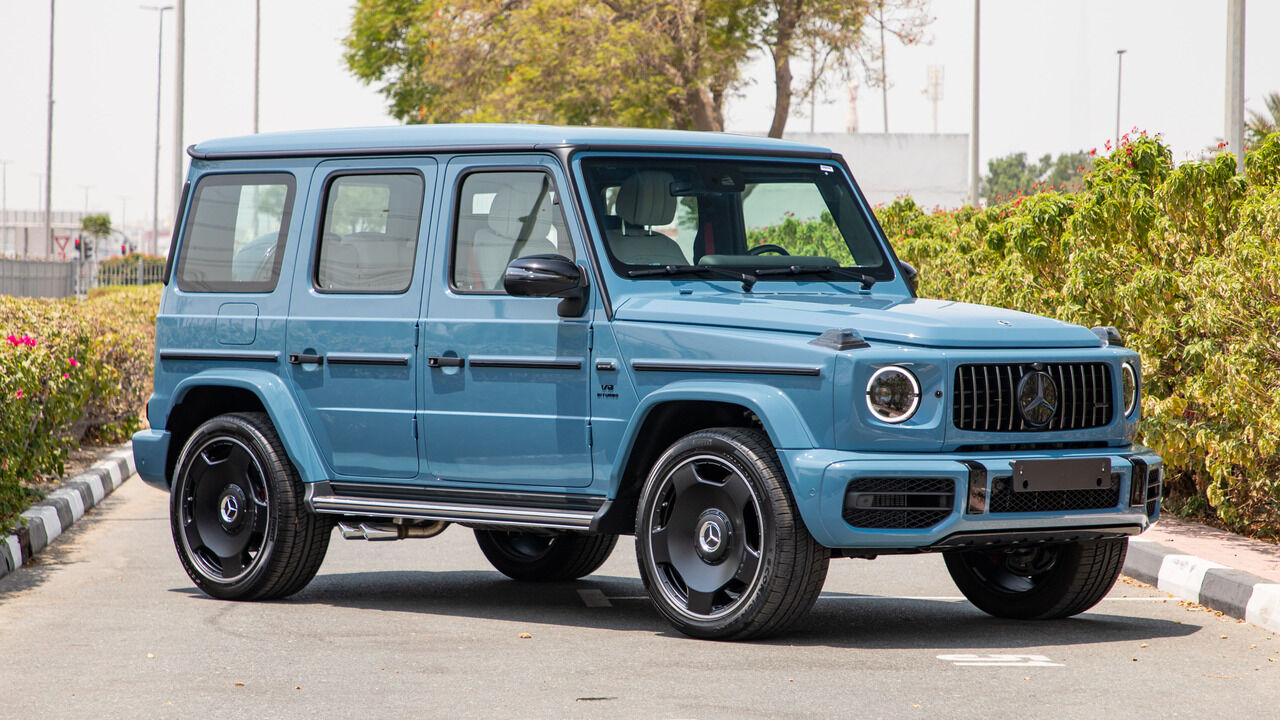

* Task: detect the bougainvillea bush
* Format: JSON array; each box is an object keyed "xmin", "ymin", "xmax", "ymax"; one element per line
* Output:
[
  {"xmin": 0, "ymin": 285, "xmax": 158, "ymax": 531},
  {"xmin": 878, "ymin": 132, "xmax": 1280, "ymax": 537}
]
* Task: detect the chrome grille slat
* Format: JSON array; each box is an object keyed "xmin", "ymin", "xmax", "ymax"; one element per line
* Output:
[{"xmin": 953, "ymin": 363, "xmax": 1113, "ymax": 433}]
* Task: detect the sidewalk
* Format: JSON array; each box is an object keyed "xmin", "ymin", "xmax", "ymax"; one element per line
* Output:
[{"xmin": 1124, "ymin": 515, "xmax": 1280, "ymax": 634}]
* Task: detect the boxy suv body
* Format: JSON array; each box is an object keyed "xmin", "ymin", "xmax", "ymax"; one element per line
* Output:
[{"xmin": 134, "ymin": 125, "xmax": 1162, "ymax": 639}]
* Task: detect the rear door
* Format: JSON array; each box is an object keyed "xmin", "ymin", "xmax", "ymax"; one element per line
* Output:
[
  {"xmin": 284, "ymin": 158, "xmax": 436, "ymax": 480},
  {"xmin": 421, "ymin": 155, "xmax": 593, "ymax": 488}
]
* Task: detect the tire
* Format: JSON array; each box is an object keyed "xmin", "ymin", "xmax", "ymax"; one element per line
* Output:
[
  {"xmin": 474, "ymin": 530, "xmax": 617, "ymax": 581},
  {"xmin": 944, "ymin": 538, "xmax": 1128, "ymax": 620},
  {"xmin": 170, "ymin": 412, "xmax": 332, "ymax": 600},
  {"xmin": 635, "ymin": 427, "xmax": 829, "ymax": 640}
]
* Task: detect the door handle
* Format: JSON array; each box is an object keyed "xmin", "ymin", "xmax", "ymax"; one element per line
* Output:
[
  {"xmin": 289, "ymin": 353, "xmax": 324, "ymax": 365},
  {"xmin": 427, "ymin": 356, "xmax": 465, "ymax": 369}
]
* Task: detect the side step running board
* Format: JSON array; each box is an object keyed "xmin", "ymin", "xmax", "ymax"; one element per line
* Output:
[{"xmin": 307, "ymin": 481, "xmax": 607, "ymax": 532}]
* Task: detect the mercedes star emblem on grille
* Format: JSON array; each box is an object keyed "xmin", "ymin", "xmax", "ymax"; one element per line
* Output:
[{"xmin": 1016, "ymin": 370, "xmax": 1059, "ymax": 427}]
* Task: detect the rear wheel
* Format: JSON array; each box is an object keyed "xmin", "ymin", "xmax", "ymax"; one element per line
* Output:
[
  {"xmin": 944, "ymin": 538, "xmax": 1127, "ymax": 619},
  {"xmin": 635, "ymin": 427, "xmax": 829, "ymax": 640},
  {"xmin": 474, "ymin": 530, "xmax": 617, "ymax": 581},
  {"xmin": 170, "ymin": 412, "xmax": 332, "ymax": 600}
]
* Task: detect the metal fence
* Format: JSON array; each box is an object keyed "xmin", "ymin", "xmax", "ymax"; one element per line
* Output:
[
  {"xmin": 0, "ymin": 258, "xmax": 79, "ymax": 298},
  {"xmin": 0, "ymin": 257, "xmax": 166, "ymax": 298}
]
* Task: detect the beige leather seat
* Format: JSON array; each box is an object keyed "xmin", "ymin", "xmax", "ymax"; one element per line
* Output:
[
  {"xmin": 461, "ymin": 180, "xmax": 559, "ymax": 290},
  {"xmin": 607, "ymin": 171, "xmax": 688, "ymax": 266}
]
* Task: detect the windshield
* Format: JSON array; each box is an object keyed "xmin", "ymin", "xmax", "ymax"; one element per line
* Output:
[{"xmin": 580, "ymin": 156, "xmax": 894, "ymax": 282}]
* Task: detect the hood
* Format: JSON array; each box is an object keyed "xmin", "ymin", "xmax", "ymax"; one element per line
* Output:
[{"xmin": 613, "ymin": 293, "xmax": 1103, "ymax": 349}]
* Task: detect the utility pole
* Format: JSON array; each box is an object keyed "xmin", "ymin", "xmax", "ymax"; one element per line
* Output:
[
  {"xmin": 1115, "ymin": 49, "xmax": 1126, "ymax": 149},
  {"xmin": 1226, "ymin": 0, "xmax": 1246, "ymax": 173},
  {"xmin": 924, "ymin": 66, "xmax": 944, "ymax": 134},
  {"xmin": 172, "ymin": 0, "xmax": 185, "ymax": 220},
  {"xmin": 144, "ymin": 5, "xmax": 172, "ymax": 258},
  {"xmin": 253, "ymin": 0, "xmax": 261, "ymax": 133},
  {"xmin": 969, "ymin": 0, "xmax": 980, "ymax": 206},
  {"xmin": 878, "ymin": 1, "xmax": 889, "ymax": 132},
  {"xmin": 0, "ymin": 160, "xmax": 9, "ymax": 257},
  {"xmin": 44, "ymin": 0, "xmax": 55, "ymax": 259}
]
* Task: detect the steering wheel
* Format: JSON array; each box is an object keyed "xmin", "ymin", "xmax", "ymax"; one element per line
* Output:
[{"xmin": 747, "ymin": 243, "xmax": 791, "ymax": 256}]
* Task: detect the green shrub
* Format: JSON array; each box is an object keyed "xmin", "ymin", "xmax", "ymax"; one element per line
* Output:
[
  {"xmin": 878, "ymin": 132, "xmax": 1280, "ymax": 537},
  {"xmin": 0, "ymin": 285, "xmax": 159, "ymax": 532}
]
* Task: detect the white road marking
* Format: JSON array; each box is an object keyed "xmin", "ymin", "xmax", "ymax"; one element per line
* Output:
[
  {"xmin": 578, "ymin": 589, "xmax": 613, "ymax": 607},
  {"xmin": 937, "ymin": 654, "xmax": 1064, "ymax": 667},
  {"xmin": 603, "ymin": 594, "xmax": 1167, "ymax": 602}
]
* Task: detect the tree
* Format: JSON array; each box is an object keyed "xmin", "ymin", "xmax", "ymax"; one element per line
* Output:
[
  {"xmin": 344, "ymin": 0, "xmax": 927, "ymax": 138},
  {"xmin": 981, "ymin": 151, "xmax": 1092, "ymax": 202},
  {"xmin": 1246, "ymin": 91, "xmax": 1280, "ymax": 145},
  {"xmin": 79, "ymin": 214, "xmax": 112, "ymax": 258}
]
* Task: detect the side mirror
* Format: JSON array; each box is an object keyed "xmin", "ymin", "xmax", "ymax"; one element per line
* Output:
[
  {"xmin": 898, "ymin": 260, "xmax": 918, "ymax": 295},
  {"xmin": 503, "ymin": 254, "xmax": 589, "ymax": 317}
]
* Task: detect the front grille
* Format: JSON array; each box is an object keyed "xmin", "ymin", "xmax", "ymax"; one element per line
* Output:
[
  {"xmin": 989, "ymin": 475, "xmax": 1120, "ymax": 513},
  {"xmin": 953, "ymin": 363, "xmax": 1114, "ymax": 432},
  {"xmin": 1145, "ymin": 467, "xmax": 1163, "ymax": 518},
  {"xmin": 843, "ymin": 477, "xmax": 954, "ymax": 529}
]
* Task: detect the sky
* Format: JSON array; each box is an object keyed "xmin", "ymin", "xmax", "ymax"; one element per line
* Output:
[{"xmin": 1, "ymin": 0, "xmax": 1278, "ymax": 231}]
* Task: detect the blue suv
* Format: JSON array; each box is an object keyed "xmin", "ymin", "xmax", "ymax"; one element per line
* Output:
[{"xmin": 134, "ymin": 125, "xmax": 1161, "ymax": 639}]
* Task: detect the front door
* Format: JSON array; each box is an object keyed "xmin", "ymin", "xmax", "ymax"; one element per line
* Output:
[
  {"xmin": 285, "ymin": 159, "xmax": 436, "ymax": 479},
  {"xmin": 422, "ymin": 156, "xmax": 592, "ymax": 488}
]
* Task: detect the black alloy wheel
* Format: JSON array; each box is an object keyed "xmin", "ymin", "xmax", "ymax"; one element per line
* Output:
[
  {"xmin": 171, "ymin": 412, "xmax": 332, "ymax": 600},
  {"xmin": 475, "ymin": 529, "xmax": 617, "ymax": 581},
  {"xmin": 636, "ymin": 427, "xmax": 829, "ymax": 640},
  {"xmin": 944, "ymin": 538, "xmax": 1128, "ymax": 620}
]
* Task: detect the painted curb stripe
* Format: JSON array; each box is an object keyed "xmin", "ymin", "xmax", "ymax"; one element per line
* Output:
[
  {"xmin": 0, "ymin": 442, "xmax": 134, "ymax": 581},
  {"xmin": 1156, "ymin": 554, "xmax": 1227, "ymax": 604},
  {"xmin": 1244, "ymin": 585, "xmax": 1280, "ymax": 635}
]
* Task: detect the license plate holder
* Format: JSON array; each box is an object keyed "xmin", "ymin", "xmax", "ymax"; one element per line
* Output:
[{"xmin": 1009, "ymin": 458, "xmax": 1113, "ymax": 493}]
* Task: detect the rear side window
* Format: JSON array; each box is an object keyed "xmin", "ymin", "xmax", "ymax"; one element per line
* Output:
[
  {"xmin": 315, "ymin": 173, "xmax": 425, "ymax": 293},
  {"xmin": 176, "ymin": 173, "xmax": 295, "ymax": 293}
]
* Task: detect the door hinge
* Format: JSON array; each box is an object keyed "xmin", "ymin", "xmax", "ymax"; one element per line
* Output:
[
  {"xmin": 586, "ymin": 421, "xmax": 593, "ymax": 448},
  {"xmin": 587, "ymin": 325, "xmax": 594, "ymax": 352},
  {"xmin": 411, "ymin": 416, "xmax": 418, "ymax": 439},
  {"xmin": 413, "ymin": 322, "xmax": 420, "ymax": 349}
]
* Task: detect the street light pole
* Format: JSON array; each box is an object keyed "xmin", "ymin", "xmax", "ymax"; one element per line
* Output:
[
  {"xmin": 144, "ymin": 5, "xmax": 172, "ymax": 260},
  {"xmin": 44, "ymin": 0, "xmax": 55, "ymax": 259},
  {"xmin": 1115, "ymin": 49, "xmax": 1126, "ymax": 149},
  {"xmin": 0, "ymin": 160, "xmax": 9, "ymax": 257},
  {"xmin": 1226, "ymin": 0, "xmax": 1246, "ymax": 173},
  {"xmin": 253, "ymin": 0, "xmax": 260, "ymax": 134},
  {"xmin": 968, "ymin": 0, "xmax": 980, "ymax": 206},
  {"xmin": 172, "ymin": 0, "xmax": 185, "ymax": 223}
]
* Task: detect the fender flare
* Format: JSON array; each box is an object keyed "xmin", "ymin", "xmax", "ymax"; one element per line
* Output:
[
  {"xmin": 169, "ymin": 369, "xmax": 327, "ymax": 485},
  {"xmin": 613, "ymin": 380, "xmax": 818, "ymax": 486}
]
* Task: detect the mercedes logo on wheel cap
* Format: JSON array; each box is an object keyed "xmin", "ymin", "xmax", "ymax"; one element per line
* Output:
[
  {"xmin": 1017, "ymin": 370, "xmax": 1059, "ymax": 427},
  {"xmin": 220, "ymin": 494, "xmax": 241, "ymax": 524},
  {"xmin": 699, "ymin": 520, "xmax": 723, "ymax": 553}
]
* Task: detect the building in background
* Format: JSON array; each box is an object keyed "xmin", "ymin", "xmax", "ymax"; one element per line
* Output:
[{"xmin": 782, "ymin": 133, "xmax": 970, "ymax": 209}]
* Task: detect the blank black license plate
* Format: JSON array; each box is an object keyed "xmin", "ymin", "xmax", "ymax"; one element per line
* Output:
[{"xmin": 1008, "ymin": 458, "xmax": 1113, "ymax": 493}]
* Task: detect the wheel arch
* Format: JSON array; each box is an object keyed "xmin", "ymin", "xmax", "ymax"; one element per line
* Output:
[
  {"xmin": 595, "ymin": 382, "xmax": 817, "ymax": 534},
  {"xmin": 162, "ymin": 370, "xmax": 325, "ymax": 489}
]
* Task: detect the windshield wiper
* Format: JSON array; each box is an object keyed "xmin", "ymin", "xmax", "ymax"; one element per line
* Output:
[
  {"xmin": 754, "ymin": 265, "xmax": 876, "ymax": 290},
  {"xmin": 628, "ymin": 265, "xmax": 757, "ymax": 292}
]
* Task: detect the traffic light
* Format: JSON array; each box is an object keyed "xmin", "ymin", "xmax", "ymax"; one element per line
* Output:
[{"xmin": 74, "ymin": 236, "xmax": 81, "ymax": 251}]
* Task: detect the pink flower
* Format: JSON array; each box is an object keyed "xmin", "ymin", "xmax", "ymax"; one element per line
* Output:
[
  {"xmin": 62, "ymin": 373, "xmax": 69, "ymax": 380},
  {"xmin": 15, "ymin": 390, "xmax": 23, "ymax": 399},
  {"xmin": 24, "ymin": 336, "xmax": 35, "ymax": 347},
  {"xmin": 5, "ymin": 335, "xmax": 16, "ymax": 346},
  {"xmin": 67, "ymin": 357, "xmax": 78, "ymax": 367}
]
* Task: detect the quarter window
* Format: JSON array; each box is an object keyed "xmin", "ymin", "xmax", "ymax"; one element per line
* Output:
[
  {"xmin": 452, "ymin": 171, "xmax": 573, "ymax": 292},
  {"xmin": 315, "ymin": 173, "xmax": 425, "ymax": 293},
  {"xmin": 176, "ymin": 174, "xmax": 295, "ymax": 293}
]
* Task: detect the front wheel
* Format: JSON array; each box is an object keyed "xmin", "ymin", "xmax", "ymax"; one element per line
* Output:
[
  {"xmin": 944, "ymin": 538, "xmax": 1127, "ymax": 619},
  {"xmin": 170, "ymin": 412, "xmax": 332, "ymax": 600},
  {"xmin": 635, "ymin": 427, "xmax": 829, "ymax": 640}
]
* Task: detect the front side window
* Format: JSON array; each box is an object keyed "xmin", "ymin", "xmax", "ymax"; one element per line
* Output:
[
  {"xmin": 315, "ymin": 173, "xmax": 424, "ymax": 293},
  {"xmin": 176, "ymin": 173, "xmax": 295, "ymax": 293},
  {"xmin": 581, "ymin": 158, "xmax": 893, "ymax": 282},
  {"xmin": 451, "ymin": 171, "xmax": 574, "ymax": 292}
]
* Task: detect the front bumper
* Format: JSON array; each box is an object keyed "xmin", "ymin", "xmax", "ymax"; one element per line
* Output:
[{"xmin": 777, "ymin": 446, "xmax": 1162, "ymax": 551}]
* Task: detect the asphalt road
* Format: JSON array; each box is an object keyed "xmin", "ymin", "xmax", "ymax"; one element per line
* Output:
[{"xmin": 2, "ymin": 476, "xmax": 1276, "ymax": 719}]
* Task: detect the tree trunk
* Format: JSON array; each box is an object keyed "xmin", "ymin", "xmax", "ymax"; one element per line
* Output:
[{"xmin": 767, "ymin": 2, "xmax": 798, "ymax": 139}]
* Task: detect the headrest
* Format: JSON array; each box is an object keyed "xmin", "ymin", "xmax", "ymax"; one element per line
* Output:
[
  {"xmin": 487, "ymin": 180, "xmax": 552, "ymax": 240},
  {"xmin": 616, "ymin": 171, "xmax": 676, "ymax": 227}
]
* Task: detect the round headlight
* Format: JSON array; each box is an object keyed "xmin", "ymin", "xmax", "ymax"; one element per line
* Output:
[
  {"xmin": 866, "ymin": 366, "xmax": 921, "ymax": 424},
  {"xmin": 1121, "ymin": 362, "xmax": 1138, "ymax": 417}
]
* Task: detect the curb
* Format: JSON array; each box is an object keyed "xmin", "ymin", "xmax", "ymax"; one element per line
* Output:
[
  {"xmin": 1124, "ymin": 536, "xmax": 1280, "ymax": 634},
  {"xmin": 0, "ymin": 444, "xmax": 136, "ymax": 581}
]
